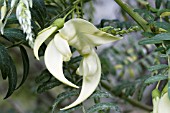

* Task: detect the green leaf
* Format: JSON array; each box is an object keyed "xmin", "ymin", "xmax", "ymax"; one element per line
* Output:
[
  {"xmin": 139, "ymin": 33, "xmax": 170, "ymax": 45},
  {"xmin": 31, "ymin": 0, "xmax": 46, "ymax": 28},
  {"xmin": 138, "ymin": 84, "xmax": 147, "ymax": 101},
  {"xmin": 138, "ymin": 38, "xmax": 162, "ymax": 45},
  {"xmin": 155, "ymin": 0, "xmax": 163, "ymax": 9},
  {"xmin": 3, "ymin": 28, "xmax": 26, "ymax": 42},
  {"xmin": 16, "ymin": 46, "xmax": 29, "ymax": 89},
  {"xmin": 125, "ymin": 84, "xmax": 136, "ymax": 96},
  {"xmin": 87, "ymin": 102, "xmax": 120, "ymax": 113},
  {"xmin": 90, "ymin": 90, "xmax": 112, "ymax": 99},
  {"xmin": 6, "ymin": 14, "xmax": 18, "ymax": 25},
  {"xmin": 35, "ymin": 69, "xmax": 51, "ymax": 84},
  {"xmin": 166, "ymin": 1, "xmax": 170, "ymax": 9},
  {"xmin": 152, "ymin": 33, "xmax": 170, "ymax": 41},
  {"xmin": 155, "ymin": 47, "xmax": 165, "ymax": 52},
  {"xmin": 0, "ymin": 44, "xmax": 17, "ymax": 98},
  {"xmin": 52, "ymin": 90, "xmax": 79, "ymax": 113},
  {"xmin": 148, "ymin": 64, "xmax": 168, "ymax": 71},
  {"xmin": 145, "ymin": 75, "xmax": 168, "ymax": 84},
  {"xmin": 154, "ymin": 22, "xmax": 170, "ymax": 32},
  {"xmin": 141, "ymin": 32, "xmax": 155, "ymax": 38},
  {"xmin": 68, "ymin": 56, "xmax": 82, "ymax": 64},
  {"xmin": 166, "ymin": 48, "xmax": 170, "ymax": 55},
  {"xmin": 37, "ymin": 79, "xmax": 61, "ymax": 93}
]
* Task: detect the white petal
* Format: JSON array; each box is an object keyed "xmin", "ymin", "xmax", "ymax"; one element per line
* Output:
[
  {"xmin": 59, "ymin": 18, "xmax": 122, "ymax": 55},
  {"xmin": 54, "ymin": 34, "xmax": 72, "ymax": 61},
  {"xmin": 33, "ymin": 26, "xmax": 57, "ymax": 60},
  {"xmin": 158, "ymin": 93, "xmax": 170, "ymax": 113},
  {"xmin": 76, "ymin": 50, "xmax": 97, "ymax": 76},
  {"xmin": 84, "ymin": 30, "xmax": 122, "ymax": 46},
  {"xmin": 22, "ymin": 0, "xmax": 29, "ymax": 8},
  {"xmin": 1, "ymin": 5, "xmax": 7, "ymax": 20},
  {"xmin": 59, "ymin": 18, "xmax": 98, "ymax": 40},
  {"xmin": 61, "ymin": 49, "xmax": 101, "ymax": 110},
  {"xmin": 11, "ymin": 0, "xmax": 18, "ymax": 8},
  {"xmin": 60, "ymin": 18, "xmax": 122, "ymax": 44},
  {"xmin": 153, "ymin": 97, "xmax": 159, "ymax": 113},
  {"xmin": 29, "ymin": 0, "xmax": 33, "ymax": 8},
  {"xmin": 76, "ymin": 60, "xmax": 83, "ymax": 76},
  {"xmin": 44, "ymin": 40, "xmax": 79, "ymax": 88}
]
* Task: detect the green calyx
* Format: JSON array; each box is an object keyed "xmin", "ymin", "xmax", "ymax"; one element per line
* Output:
[
  {"xmin": 152, "ymin": 89, "xmax": 161, "ymax": 99},
  {"xmin": 162, "ymin": 83, "xmax": 168, "ymax": 96},
  {"xmin": 52, "ymin": 18, "xmax": 65, "ymax": 29}
]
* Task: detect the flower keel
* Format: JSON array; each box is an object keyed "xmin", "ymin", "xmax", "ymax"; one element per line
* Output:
[
  {"xmin": 34, "ymin": 26, "xmax": 58, "ymax": 60},
  {"xmin": 61, "ymin": 49, "xmax": 101, "ymax": 110},
  {"xmin": 44, "ymin": 40, "xmax": 79, "ymax": 88}
]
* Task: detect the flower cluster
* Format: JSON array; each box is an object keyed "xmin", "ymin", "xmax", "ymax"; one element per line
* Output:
[
  {"xmin": 16, "ymin": 0, "xmax": 34, "ymax": 47},
  {"xmin": 34, "ymin": 18, "xmax": 122, "ymax": 110}
]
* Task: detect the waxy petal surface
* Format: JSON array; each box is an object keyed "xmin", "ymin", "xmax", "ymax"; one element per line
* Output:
[
  {"xmin": 59, "ymin": 19, "xmax": 122, "ymax": 55},
  {"xmin": 34, "ymin": 26, "xmax": 57, "ymax": 60},
  {"xmin": 54, "ymin": 34, "xmax": 72, "ymax": 61},
  {"xmin": 44, "ymin": 40, "xmax": 79, "ymax": 88},
  {"xmin": 61, "ymin": 49, "xmax": 101, "ymax": 110},
  {"xmin": 158, "ymin": 93, "xmax": 170, "ymax": 113},
  {"xmin": 153, "ymin": 97, "xmax": 159, "ymax": 113}
]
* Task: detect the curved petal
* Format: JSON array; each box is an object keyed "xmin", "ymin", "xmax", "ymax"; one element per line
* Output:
[
  {"xmin": 61, "ymin": 49, "xmax": 101, "ymax": 110},
  {"xmin": 76, "ymin": 60, "xmax": 83, "ymax": 76},
  {"xmin": 158, "ymin": 93, "xmax": 170, "ymax": 113},
  {"xmin": 84, "ymin": 30, "xmax": 122, "ymax": 46},
  {"xmin": 34, "ymin": 26, "xmax": 57, "ymax": 60},
  {"xmin": 153, "ymin": 97, "xmax": 159, "ymax": 113},
  {"xmin": 54, "ymin": 34, "xmax": 72, "ymax": 61},
  {"xmin": 44, "ymin": 40, "xmax": 79, "ymax": 88},
  {"xmin": 59, "ymin": 18, "xmax": 122, "ymax": 55},
  {"xmin": 59, "ymin": 18, "xmax": 122, "ymax": 44}
]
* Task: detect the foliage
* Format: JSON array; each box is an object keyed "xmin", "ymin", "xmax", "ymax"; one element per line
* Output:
[{"xmin": 1, "ymin": 0, "xmax": 170, "ymax": 112}]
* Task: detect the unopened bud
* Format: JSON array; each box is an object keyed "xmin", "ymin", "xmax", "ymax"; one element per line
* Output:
[{"xmin": 52, "ymin": 18, "xmax": 64, "ymax": 29}]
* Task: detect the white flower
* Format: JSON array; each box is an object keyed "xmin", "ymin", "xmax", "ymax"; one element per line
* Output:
[
  {"xmin": 34, "ymin": 18, "xmax": 122, "ymax": 110},
  {"xmin": 157, "ymin": 92, "xmax": 170, "ymax": 113},
  {"xmin": 16, "ymin": 0, "xmax": 34, "ymax": 47}
]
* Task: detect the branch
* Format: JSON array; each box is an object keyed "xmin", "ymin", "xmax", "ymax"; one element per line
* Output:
[
  {"xmin": 114, "ymin": 0, "xmax": 151, "ymax": 32},
  {"xmin": 101, "ymin": 81, "xmax": 153, "ymax": 112}
]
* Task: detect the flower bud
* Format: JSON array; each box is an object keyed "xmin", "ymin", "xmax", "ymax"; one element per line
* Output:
[{"xmin": 52, "ymin": 18, "xmax": 64, "ymax": 29}]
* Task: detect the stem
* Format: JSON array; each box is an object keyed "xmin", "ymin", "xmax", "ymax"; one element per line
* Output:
[
  {"xmin": 63, "ymin": 8, "xmax": 75, "ymax": 20},
  {"xmin": 114, "ymin": 0, "xmax": 151, "ymax": 32},
  {"xmin": 6, "ymin": 40, "xmax": 25, "ymax": 49},
  {"xmin": 101, "ymin": 81, "xmax": 152, "ymax": 112}
]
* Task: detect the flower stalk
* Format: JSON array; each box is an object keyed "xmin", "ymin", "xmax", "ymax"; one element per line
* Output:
[{"xmin": 114, "ymin": 0, "xmax": 151, "ymax": 32}]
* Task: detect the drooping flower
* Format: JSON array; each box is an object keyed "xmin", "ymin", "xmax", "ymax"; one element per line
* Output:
[{"xmin": 34, "ymin": 18, "xmax": 122, "ymax": 110}]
